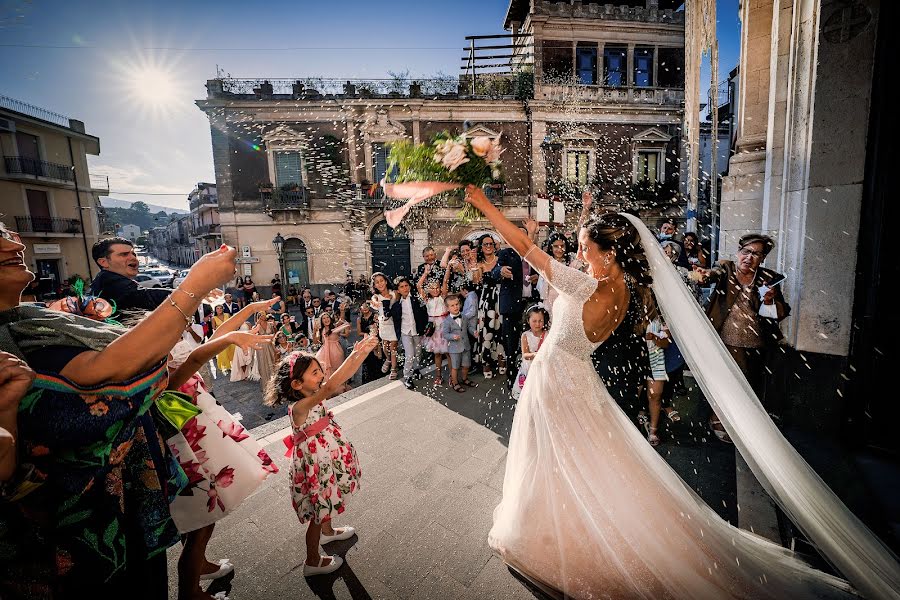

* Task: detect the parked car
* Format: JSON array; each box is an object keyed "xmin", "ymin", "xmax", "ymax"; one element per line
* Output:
[
  {"xmin": 142, "ymin": 268, "xmax": 175, "ymax": 286},
  {"xmin": 172, "ymin": 269, "xmax": 190, "ymax": 288},
  {"xmin": 134, "ymin": 273, "xmax": 164, "ymax": 289}
]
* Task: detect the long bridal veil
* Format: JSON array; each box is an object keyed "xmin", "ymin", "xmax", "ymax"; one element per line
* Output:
[{"xmin": 622, "ymin": 213, "xmax": 900, "ymax": 599}]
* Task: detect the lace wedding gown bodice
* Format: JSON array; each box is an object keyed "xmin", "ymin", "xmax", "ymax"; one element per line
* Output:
[
  {"xmin": 537, "ymin": 259, "xmax": 602, "ymax": 358},
  {"xmin": 488, "ymin": 255, "xmax": 859, "ymax": 600}
]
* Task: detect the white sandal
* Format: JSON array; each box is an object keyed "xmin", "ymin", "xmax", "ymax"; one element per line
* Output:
[
  {"xmin": 199, "ymin": 558, "xmax": 234, "ymax": 581},
  {"xmin": 303, "ymin": 554, "xmax": 343, "ymax": 576},
  {"xmin": 321, "ymin": 526, "xmax": 356, "ymax": 542}
]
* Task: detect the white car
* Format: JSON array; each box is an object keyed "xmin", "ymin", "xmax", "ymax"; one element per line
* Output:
[
  {"xmin": 134, "ymin": 273, "xmax": 164, "ymax": 288},
  {"xmin": 172, "ymin": 269, "xmax": 190, "ymax": 288},
  {"xmin": 142, "ymin": 268, "xmax": 175, "ymax": 286}
]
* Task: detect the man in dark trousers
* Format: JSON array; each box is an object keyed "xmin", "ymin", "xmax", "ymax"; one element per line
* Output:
[
  {"xmin": 491, "ymin": 240, "xmax": 524, "ymax": 388},
  {"xmin": 89, "ymin": 238, "xmax": 170, "ymax": 318}
]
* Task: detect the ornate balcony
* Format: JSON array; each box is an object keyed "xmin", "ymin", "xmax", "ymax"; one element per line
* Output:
[
  {"xmin": 261, "ymin": 187, "xmax": 310, "ymax": 212},
  {"xmin": 193, "ymin": 223, "xmax": 221, "ymax": 237},
  {"xmin": 15, "ymin": 215, "xmax": 82, "ymax": 234},
  {"xmin": 4, "ymin": 156, "xmax": 74, "ymax": 182},
  {"xmin": 535, "ymin": 82, "xmax": 684, "ymax": 106}
]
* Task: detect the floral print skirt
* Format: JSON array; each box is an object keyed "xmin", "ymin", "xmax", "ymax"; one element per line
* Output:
[
  {"xmin": 167, "ymin": 380, "xmax": 278, "ymax": 533},
  {"xmin": 288, "ymin": 404, "xmax": 361, "ymax": 525},
  {"xmin": 474, "ymin": 281, "xmax": 505, "ymax": 369}
]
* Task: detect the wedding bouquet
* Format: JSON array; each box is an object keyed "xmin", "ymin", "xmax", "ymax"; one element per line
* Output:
[{"xmin": 382, "ymin": 133, "xmax": 504, "ymax": 227}]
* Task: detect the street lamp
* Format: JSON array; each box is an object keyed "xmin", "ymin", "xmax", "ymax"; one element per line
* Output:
[{"xmin": 272, "ymin": 232, "xmax": 286, "ymax": 298}]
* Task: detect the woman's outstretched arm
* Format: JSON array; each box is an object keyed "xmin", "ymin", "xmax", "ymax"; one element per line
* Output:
[{"xmin": 465, "ymin": 185, "xmax": 551, "ymax": 275}]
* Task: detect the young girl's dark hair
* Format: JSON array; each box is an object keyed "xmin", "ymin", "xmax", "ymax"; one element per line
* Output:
[
  {"xmin": 523, "ymin": 304, "xmax": 550, "ymax": 330},
  {"xmin": 371, "ymin": 272, "xmax": 391, "ymax": 294},
  {"xmin": 264, "ymin": 352, "xmax": 322, "ymax": 406}
]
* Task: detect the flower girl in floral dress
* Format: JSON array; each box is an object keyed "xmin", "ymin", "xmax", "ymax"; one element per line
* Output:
[
  {"xmin": 512, "ymin": 305, "xmax": 549, "ymax": 400},
  {"xmin": 417, "ymin": 267, "xmax": 450, "ymax": 385},
  {"xmin": 263, "ymin": 334, "xmax": 380, "ymax": 576}
]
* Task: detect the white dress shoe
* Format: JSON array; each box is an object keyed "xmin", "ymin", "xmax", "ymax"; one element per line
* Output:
[
  {"xmin": 303, "ymin": 554, "xmax": 343, "ymax": 576},
  {"xmin": 321, "ymin": 526, "xmax": 356, "ymax": 542}
]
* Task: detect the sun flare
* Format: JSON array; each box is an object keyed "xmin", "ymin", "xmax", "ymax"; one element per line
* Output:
[
  {"xmin": 128, "ymin": 66, "xmax": 179, "ymax": 109},
  {"xmin": 112, "ymin": 54, "xmax": 187, "ymax": 120}
]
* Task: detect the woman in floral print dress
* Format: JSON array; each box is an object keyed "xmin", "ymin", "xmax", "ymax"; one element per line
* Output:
[
  {"xmin": 0, "ymin": 230, "xmax": 238, "ymax": 598},
  {"xmin": 165, "ymin": 299, "xmax": 277, "ymax": 600},
  {"xmin": 264, "ymin": 334, "xmax": 379, "ymax": 577}
]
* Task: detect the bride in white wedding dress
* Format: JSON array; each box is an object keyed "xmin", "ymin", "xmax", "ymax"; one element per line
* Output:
[{"xmin": 462, "ymin": 186, "xmax": 900, "ymax": 600}]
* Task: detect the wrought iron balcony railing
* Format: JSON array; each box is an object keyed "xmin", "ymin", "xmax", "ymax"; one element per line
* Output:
[
  {"xmin": 15, "ymin": 215, "xmax": 82, "ymax": 234},
  {"xmin": 190, "ymin": 195, "xmax": 219, "ymax": 211},
  {"xmin": 193, "ymin": 223, "xmax": 221, "ymax": 237},
  {"xmin": 4, "ymin": 156, "xmax": 75, "ymax": 182},
  {"xmin": 261, "ymin": 187, "xmax": 310, "ymax": 211},
  {"xmin": 534, "ymin": 81, "xmax": 685, "ymax": 105}
]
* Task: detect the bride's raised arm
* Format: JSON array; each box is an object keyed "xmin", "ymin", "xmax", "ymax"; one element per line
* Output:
[{"xmin": 465, "ymin": 185, "xmax": 551, "ymax": 275}]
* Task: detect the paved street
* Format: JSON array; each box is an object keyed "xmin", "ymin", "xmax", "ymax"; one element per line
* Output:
[{"xmin": 169, "ymin": 359, "xmax": 739, "ymax": 599}]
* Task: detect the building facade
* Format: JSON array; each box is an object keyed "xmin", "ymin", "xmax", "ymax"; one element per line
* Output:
[
  {"xmin": 719, "ymin": 0, "xmax": 890, "ymax": 450},
  {"xmin": 0, "ymin": 95, "xmax": 109, "ymax": 290},
  {"xmin": 196, "ymin": 0, "xmax": 685, "ymax": 290},
  {"xmin": 117, "ymin": 223, "xmax": 142, "ymax": 242},
  {"xmin": 189, "ymin": 182, "xmax": 220, "ymax": 262}
]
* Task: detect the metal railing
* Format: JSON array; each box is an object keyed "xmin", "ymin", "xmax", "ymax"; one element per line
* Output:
[
  {"xmin": 535, "ymin": 81, "xmax": 684, "ymax": 105},
  {"xmin": 189, "ymin": 195, "xmax": 218, "ymax": 210},
  {"xmin": 260, "ymin": 188, "xmax": 309, "ymax": 210},
  {"xmin": 0, "ymin": 95, "xmax": 71, "ymax": 128},
  {"xmin": 15, "ymin": 215, "xmax": 82, "ymax": 234},
  {"xmin": 193, "ymin": 223, "xmax": 221, "ymax": 236},
  {"xmin": 90, "ymin": 174, "xmax": 109, "ymax": 192},
  {"xmin": 4, "ymin": 156, "xmax": 74, "ymax": 181}
]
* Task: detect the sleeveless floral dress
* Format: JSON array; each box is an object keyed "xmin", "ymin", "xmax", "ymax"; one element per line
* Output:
[{"xmin": 286, "ymin": 402, "xmax": 361, "ymax": 524}]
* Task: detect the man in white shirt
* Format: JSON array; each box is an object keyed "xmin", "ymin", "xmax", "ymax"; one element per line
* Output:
[{"xmin": 389, "ymin": 277, "xmax": 428, "ymax": 390}]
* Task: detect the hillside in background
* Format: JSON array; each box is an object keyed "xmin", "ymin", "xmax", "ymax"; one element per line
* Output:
[
  {"xmin": 100, "ymin": 197, "xmax": 188, "ymax": 214},
  {"xmin": 102, "ymin": 200, "xmax": 186, "ymax": 233}
]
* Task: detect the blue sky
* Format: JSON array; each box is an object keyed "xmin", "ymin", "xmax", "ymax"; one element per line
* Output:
[{"xmin": 1, "ymin": 0, "xmax": 741, "ymax": 210}]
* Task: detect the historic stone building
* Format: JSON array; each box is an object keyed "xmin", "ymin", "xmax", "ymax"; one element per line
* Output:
[
  {"xmin": 195, "ymin": 0, "xmax": 685, "ymax": 291},
  {"xmin": 719, "ymin": 0, "xmax": 891, "ymax": 453}
]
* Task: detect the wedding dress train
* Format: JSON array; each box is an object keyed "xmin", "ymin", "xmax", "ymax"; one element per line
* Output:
[{"xmin": 488, "ymin": 223, "xmax": 900, "ymax": 599}]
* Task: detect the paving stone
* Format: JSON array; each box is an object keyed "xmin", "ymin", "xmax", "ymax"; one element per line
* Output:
[{"xmin": 173, "ymin": 364, "xmax": 738, "ymax": 599}]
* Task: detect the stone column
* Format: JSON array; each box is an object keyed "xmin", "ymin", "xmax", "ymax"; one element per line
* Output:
[
  {"xmin": 349, "ymin": 224, "xmax": 368, "ymax": 278},
  {"xmin": 207, "ymin": 108, "xmax": 239, "ymax": 249},
  {"xmin": 531, "ymin": 118, "xmax": 548, "ymax": 197},
  {"xmin": 345, "ymin": 112, "xmax": 359, "ymax": 185},
  {"xmin": 627, "ymin": 43, "xmax": 635, "ymax": 86},
  {"xmin": 598, "ymin": 42, "xmax": 605, "ymax": 84},
  {"xmin": 718, "ymin": 0, "xmax": 774, "ymax": 257},
  {"xmin": 652, "ymin": 45, "xmax": 659, "ymax": 86}
]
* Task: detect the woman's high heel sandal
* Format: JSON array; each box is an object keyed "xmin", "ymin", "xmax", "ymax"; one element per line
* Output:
[{"xmin": 647, "ymin": 427, "xmax": 660, "ymax": 447}]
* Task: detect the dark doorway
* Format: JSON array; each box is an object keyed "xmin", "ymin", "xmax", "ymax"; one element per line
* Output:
[
  {"xmin": 370, "ymin": 221, "xmax": 410, "ymax": 279},
  {"xmin": 36, "ymin": 258, "xmax": 61, "ymax": 298},
  {"xmin": 284, "ymin": 238, "xmax": 309, "ymax": 289},
  {"xmin": 848, "ymin": 0, "xmax": 896, "ymax": 454}
]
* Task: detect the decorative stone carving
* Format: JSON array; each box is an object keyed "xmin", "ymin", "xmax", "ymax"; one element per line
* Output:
[
  {"xmin": 360, "ymin": 111, "xmax": 407, "ymax": 139},
  {"xmin": 262, "ymin": 124, "xmax": 307, "ymax": 151},
  {"xmin": 632, "ymin": 127, "xmax": 673, "ymax": 143}
]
